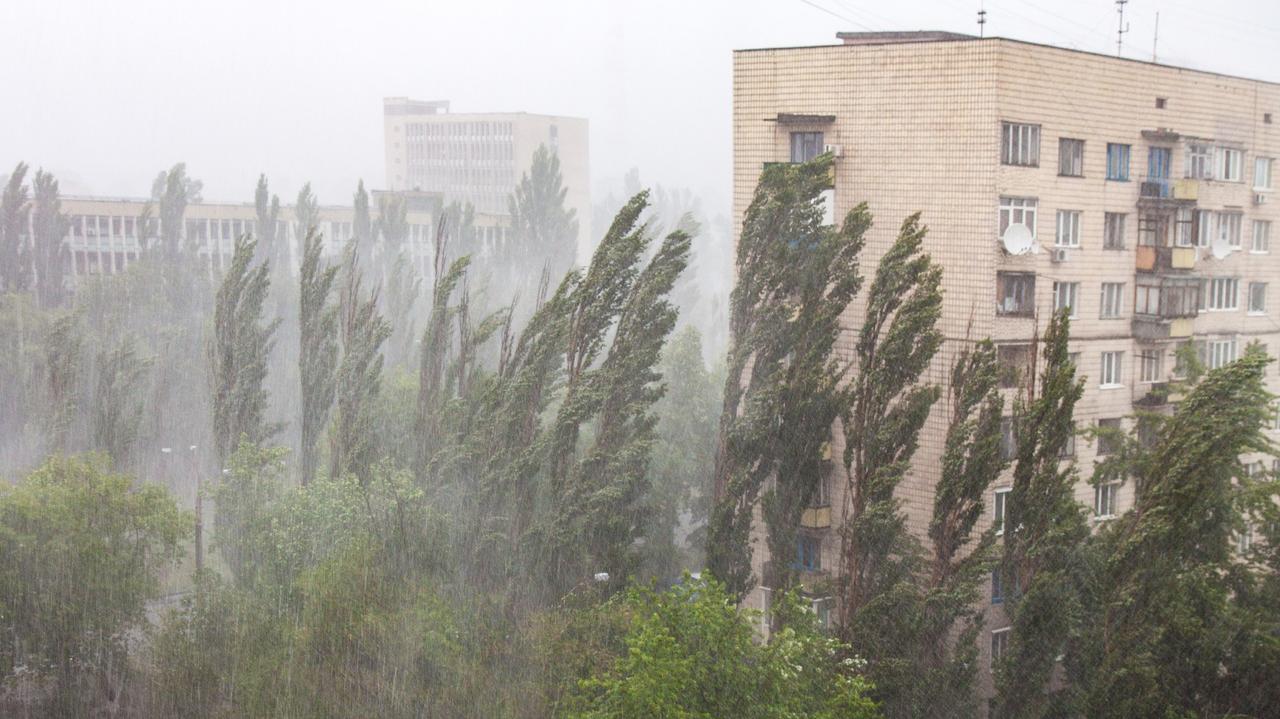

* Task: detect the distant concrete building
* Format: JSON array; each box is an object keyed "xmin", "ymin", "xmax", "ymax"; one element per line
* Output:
[
  {"xmin": 382, "ymin": 97, "xmax": 591, "ymax": 252},
  {"xmin": 734, "ymin": 31, "xmax": 1278, "ymax": 700}
]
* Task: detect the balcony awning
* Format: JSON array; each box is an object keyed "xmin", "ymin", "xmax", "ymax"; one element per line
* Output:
[
  {"xmin": 1141, "ymin": 129, "xmax": 1181, "ymax": 142},
  {"xmin": 773, "ymin": 113, "xmax": 836, "ymax": 124}
]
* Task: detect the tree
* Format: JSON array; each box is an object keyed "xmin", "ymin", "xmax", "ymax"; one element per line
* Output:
[
  {"xmin": 0, "ymin": 162, "xmax": 32, "ymax": 293},
  {"xmin": 352, "ymin": 179, "xmax": 372, "ymax": 264},
  {"xmin": 295, "ymin": 181, "xmax": 318, "ymax": 245},
  {"xmin": 329, "ymin": 249, "xmax": 391, "ymax": 484},
  {"xmin": 508, "ymin": 143, "xmax": 579, "ymax": 284},
  {"xmin": 993, "ymin": 310, "xmax": 1088, "ymax": 718},
  {"xmin": 298, "ymin": 228, "xmax": 339, "ymax": 486},
  {"xmin": 254, "ymin": 173, "xmax": 282, "ymax": 268},
  {"xmin": 566, "ymin": 576, "xmax": 881, "ymax": 719},
  {"xmin": 1072, "ymin": 349, "xmax": 1277, "ymax": 718},
  {"xmin": 0, "ymin": 455, "xmax": 186, "ymax": 714},
  {"xmin": 377, "ymin": 191, "xmax": 408, "ymax": 255},
  {"xmin": 153, "ymin": 163, "xmax": 201, "ymax": 260},
  {"xmin": 707, "ymin": 156, "xmax": 866, "ymax": 599},
  {"xmin": 44, "ymin": 312, "xmax": 81, "ymax": 453},
  {"xmin": 31, "ymin": 169, "xmax": 69, "ymax": 308},
  {"xmin": 209, "ymin": 235, "xmax": 279, "ymax": 466},
  {"xmin": 92, "ymin": 334, "xmax": 151, "ymax": 466}
]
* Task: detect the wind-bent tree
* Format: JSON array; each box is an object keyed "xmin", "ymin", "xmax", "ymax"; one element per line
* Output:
[
  {"xmin": 153, "ymin": 163, "xmax": 201, "ymax": 260},
  {"xmin": 1, "ymin": 162, "xmax": 32, "ymax": 293},
  {"xmin": 1073, "ymin": 349, "xmax": 1277, "ymax": 718},
  {"xmin": 508, "ymin": 144, "xmax": 579, "ymax": 283},
  {"xmin": 31, "ymin": 169, "xmax": 69, "ymax": 308},
  {"xmin": 298, "ymin": 228, "xmax": 339, "ymax": 486},
  {"xmin": 329, "ymin": 249, "xmax": 391, "ymax": 484},
  {"xmin": 254, "ymin": 174, "xmax": 282, "ymax": 268},
  {"xmin": 352, "ymin": 179, "xmax": 372, "ymax": 263},
  {"xmin": 92, "ymin": 334, "xmax": 151, "ymax": 467},
  {"xmin": 377, "ymin": 192, "xmax": 408, "ymax": 255},
  {"xmin": 993, "ymin": 310, "xmax": 1088, "ymax": 718},
  {"xmin": 44, "ymin": 313, "xmax": 81, "ymax": 453},
  {"xmin": 209, "ymin": 236, "xmax": 279, "ymax": 466},
  {"xmin": 295, "ymin": 182, "xmax": 318, "ymax": 245},
  {"xmin": 707, "ymin": 156, "xmax": 865, "ymax": 599}
]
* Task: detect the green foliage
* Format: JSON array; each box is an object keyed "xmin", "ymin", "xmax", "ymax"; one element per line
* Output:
[
  {"xmin": 508, "ymin": 143, "xmax": 580, "ymax": 285},
  {"xmin": 92, "ymin": 333, "xmax": 151, "ymax": 466},
  {"xmin": 330, "ymin": 249, "xmax": 392, "ymax": 484},
  {"xmin": 377, "ymin": 191, "xmax": 409, "ymax": 252},
  {"xmin": 566, "ymin": 576, "xmax": 881, "ymax": 719},
  {"xmin": 298, "ymin": 228, "xmax": 339, "ymax": 486},
  {"xmin": 294, "ymin": 181, "xmax": 318, "ymax": 241},
  {"xmin": 209, "ymin": 235, "xmax": 280, "ymax": 465},
  {"xmin": 44, "ymin": 312, "xmax": 82, "ymax": 453},
  {"xmin": 31, "ymin": 168, "xmax": 69, "ymax": 308},
  {"xmin": 708, "ymin": 154, "xmax": 866, "ymax": 598},
  {"xmin": 0, "ymin": 455, "xmax": 187, "ymax": 712},
  {"xmin": 153, "ymin": 163, "xmax": 200, "ymax": 261},
  {"xmin": 0, "ymin": 162, "xmax": 32, "ymax": 292}
]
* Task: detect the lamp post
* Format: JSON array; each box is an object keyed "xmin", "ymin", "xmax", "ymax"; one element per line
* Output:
[{"xmin": 161, "ymin": 445, "xmax": 203, "ymax": 574}]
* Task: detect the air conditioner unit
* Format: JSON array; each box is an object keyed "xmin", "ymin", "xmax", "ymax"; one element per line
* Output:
[
  {"xmin": 824, "ymin": 143, "xmax": 843, "ymax": 157},
  {"xmin": 1255, "ymin": 193, "xmax": 1269, "ymax": 205},
  {"xmin": 1051, "ymin": 248, "xmax": 1070, "ymax": 263}
]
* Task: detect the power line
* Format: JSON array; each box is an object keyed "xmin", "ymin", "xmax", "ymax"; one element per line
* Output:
[{"xmin": 795, "ymin": 0, "xmax": 875, "ymax": 31}]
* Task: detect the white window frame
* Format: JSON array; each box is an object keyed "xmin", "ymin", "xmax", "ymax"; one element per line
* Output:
[
  {"xmin": 1217, "ymin": 147, "xmax": 1243, "ymax": 182},
  {"xmin": 1100, "ymin": 351, "xmax": 1124, "ymax": 388},
  {"xmin": 993, "ymin": 487, "xmax": 1010, "ymax": 536},
  {"xmin": 1094, "ymin": 482, "xmax": 1119, "ymax": 519},
  {"xmin": 1195, "ymin": 210, "xmax": 1212, "ymax": 248},
  {"xmin": 1215, "ymin": 211, "xmax": 1243, "ymax": 248},
  {"xmin": 1207, "ymin": 338, "xmax": 1238, "ymax": 369},
  {"xmin": 1053, "ymin": 281, "xmax": 1079, "ymax": 318},
  {"xmin": 1139, "ymin": 349, "xmax": 1163, "ymax": 383},
  {"xmin": 1100, "ymin": 282, "xmax": 1124, "ymax": 318},
  {"xmin": 1254, "ymin": 156, "xmax": 1273, "ymax": 190},
  {"xmin": 1253, "ymin": 220, "xmax": 1271, "ymax": 254},
  {"xmin": 1249, "ymin": 282, "xmax": 1267, "ymax": 315},
  {"xmin": 1207, "ymin": 278, "xmax": 1240, "ymax": 311},
  {"xmin": 999, "ymin": 196, "xmax": 1038, "ymax": 240},
  {"xmin": 991, "ymin": 627, "xmax": 1011, "ymax": 664},
  {"xmin": 1187, "ymin": 142, "xmax": 1214, "ymax": 179},
  {"xmin": 1055, "ymin": 210, "xmax": 1081, "ymax": 247},
  {"xmin": 1002, "ymin": 122, "xmax": 1040, "ymax": 167}
]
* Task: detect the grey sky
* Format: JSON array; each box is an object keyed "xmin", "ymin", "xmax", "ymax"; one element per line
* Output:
[{"xmin": 3, "ymin": 0, "xmax": 1278, "ymax": 216}]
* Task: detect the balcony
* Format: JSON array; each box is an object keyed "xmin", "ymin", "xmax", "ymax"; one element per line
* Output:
[
  {"xmin": 1132, "ymin": 316, "xmax": 1194, "ymax": 341},
  {"xmin": 1136, "ymin": 245, "xmax": 1196, "ymax": 273},
  {"xmin": 1138, "ymin": 177, "xmax": 1198, "ymax": 207},
  {"xmin": 801, "ymin": 506, "xmax": 832, "ymax": 529}
]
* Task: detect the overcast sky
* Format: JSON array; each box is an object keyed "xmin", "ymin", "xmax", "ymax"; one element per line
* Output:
[{"xmin": 3, "ymin": 0, "xmax": 1278, "ymax": 216}]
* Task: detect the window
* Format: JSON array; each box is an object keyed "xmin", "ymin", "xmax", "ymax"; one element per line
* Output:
[
  {"xmin": 1053, "ymin": 281, "xmax": 1079, "ymax": 317},
  {"xmin": 1100, "ymin": 282, "xmax": 1124, "ymax": 318},
  {"xmin": 1174, "ymin": 207, "xmax": 1194, "ymax": 247},
  {"xmin": 1106, "ymin": 143, "xmax": 1130, "ymax": 180},
  {"xmin": 1101, "ymin": 351, "xmax": 1124, "ymax": 387},
  {"xmin": 993, "ymin": 488, "xmax": 1010, "ymax": 535},
  {"xmin": 1138, "ymin": 213, "xmax": 1168, "ymax": 247},
  {"xmin": 810, "ymin": 473, "xmax": 831, "ymax": 508},
  {"xmin": 1135, "ymin": 282, "xmax": 1161, "ymax": 316},
  {"xmin": 1187, "ymin": 143, "xmax": 1214, "ymax": 179},
  {"xmin": 1267, "ymin": 113, "xmax": 1274, "ymax": 125},
  {"xmin": 998, "ymin": 196, "xmax": 1038, "ymax": 240},
  {"xmin": 1094, "ymin": 483, "xmax": 1119, "ymax": 519},
  {"xmin": 1249, "ymin": 283, "xmax": 1268, "ymax": 314},
  {"xmin": 1001, "ymin": 122, "xmax": 1040, "ymax": 166},
  {"xmin": 1254, "ymin": 220, "xmax": 1272, "ymax": 253},
  {"xmin": 1139, "ymin": 350, "xmax": 1163, "ymax": 383},
  {"xmin": 789, "ymin": 132, "xmax": 823, "ymax": 163},
  {"xmin": 999, "ymin": 418, "xmax": 1017, "ymax": 461},
  {"xmin": 1237, "ymin": 525, "xmax": 1253, "ymax": 554},
  {"xmin": 1218, "ymin": 147, "xmax": 1243, "ymax": 182},
  {"xmin": 1097, "ymin": 418, "xmax": 1122, "ymax": 455},
  {"xmin": 794, "ymin": 535, "xmax": 821, "ymax": 571},
  {"xmin": 1256, "ymin": 157, "xmax": 1274, "ymax": 190},
  {"xmin": 1216, "ymin": 212, "xmax": 1243, "ymax": 248},
  {"xmin": 1194, "ymin": 210, "xmax": 1212, "ymax": 247},
  {"xmin": 1060, "ymin": 422, "xmax": 1077, "ymax": 458},
  {"xmin": 1058, "ymin": 138, "xmax": 1084, "ymax": 176},
  {"xmin": 1155, "ymin": 97, "xmax": 1167, "ymax": 109},
  {"xmin": 1104, "ymin": 212, "xmax": 1127, "ymax": 249},
  {"xmin": 1207, "ymin": 278, "xmax": 1239, "ymax": 311},
  {"xmin": 996, "ymin": 272, "xmax": 1035, "ymax": 316},
  {"xmin": 997, "ymin": 344, "xmax": 1032, "ymax": 389},
  {"xmin": 1055, "ymin": 210, "xmax": 1081, "ymax": 247},
  {"xmin": 991, "ymin": 628, "xmax": 1010, "ymax": 663},
  {"xmin": 1206, "ymin": 338, "xmax": 1238, "ymax": 369},
  {"xmin": 991, "ymin": 567, "xmax": 1004, "ymax": 604}
]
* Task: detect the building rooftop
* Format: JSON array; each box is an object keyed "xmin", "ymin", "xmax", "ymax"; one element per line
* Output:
[{"xmin": 835, "ymin": 30, "xmax": 975, "ymax": 45}]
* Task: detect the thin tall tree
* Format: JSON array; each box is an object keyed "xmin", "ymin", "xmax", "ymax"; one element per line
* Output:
[{"xmin": 298, "ymin": 228, "xmax": 339, "ymax": 486}]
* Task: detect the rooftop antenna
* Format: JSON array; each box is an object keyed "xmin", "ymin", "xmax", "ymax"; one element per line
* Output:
[
  {"xmin": 1116, "ymin": 0, "xmax": 1130, "ymax": 56},
  {"xmin": 1152, "ymin": 10, "xmax": 1160, "ymax": 61},
  {"xmin": 978, "ymin": 1, "xmax": 987, "ymax": 38}
]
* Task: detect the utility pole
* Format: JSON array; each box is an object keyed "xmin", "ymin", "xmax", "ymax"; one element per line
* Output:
[
  {"xmin": 1152, "ymin": 11, "xmax": 1160, "ymax": 61},
  {"xmin": 1116, "ymin": 0, "xmax": 1130, "ymax": 57},
  {"xmin": 190, "ymin": 445, "xmax": 203, "ymax": 575},
  {"xmin": 978, "ymin": 2, "xmax": 987, "ymax": 38}
]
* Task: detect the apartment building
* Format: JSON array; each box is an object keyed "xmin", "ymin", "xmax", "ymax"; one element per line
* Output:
[
  {"xmin": 61, "ymin": 191, "xmax": 510, "ymax": 282},
  {"xmin": 734, "ymin": 30, "xmax": 1278, "ymax": 694},
  {"xmin": 383, "ymin": 97, "xmax": 591, "ymax": 252}
]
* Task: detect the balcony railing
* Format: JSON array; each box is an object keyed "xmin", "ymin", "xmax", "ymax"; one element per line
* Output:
[
  {"xmin": 1136, "ymin": 245, "xmax": 1197, "ymax": 273},
  {"xmin": 1138, "ymin": 177, "xmax": 1199, "ymax": 204}
]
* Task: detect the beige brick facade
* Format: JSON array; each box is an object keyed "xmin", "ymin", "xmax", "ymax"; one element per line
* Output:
[{"xmin": 734, "ymin": 33, "xmax": 1279, "ymax": 696}]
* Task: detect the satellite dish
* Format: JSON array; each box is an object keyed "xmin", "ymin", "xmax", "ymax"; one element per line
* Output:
[
  {"xmin": 1001, "ymin": 223, "xmax": 1036, "ymax": 255},
  {"xmin": 1210, "ymin": 236, "xmax": 1233, "ymax": 260}
]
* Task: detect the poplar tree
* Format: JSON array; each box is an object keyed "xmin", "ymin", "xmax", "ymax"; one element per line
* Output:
[
  {"xmin": 377, "ymin": 192, "xmax": 408, "ymax": 255},
  {"xmin": 92, "ymin": 334, "xmax": 150, "ymax": 466},
  {"xmin": 707, "ymin": 156, "xmax": 866, "ymax": 599},
  {"xmin": 294, "ymin": 182, "xmax": 318, "ymax": 245},
  {"xmin": 31, "ymin": 169, "xmax": 69, "ymax": 309},
  {"xmin": 329, "ymin": 250, "xmax": 391, "ymax": 484},
  {"xmin": 1073, "ymin": 350, "xmax": 1277, "ymax": 717},
  {"xmin": 154, "ymin": 163, "xmax": 200, "ymax": 260},
  {"xmin": 509, "ymin": 144, "xmax": 579, "ymax": 283},
  {"xmin": 352, "ymin": 179, "xmax": 372, "ymax": 264},
  {"xmin": 209, "ymin": 236, "xmax": 279, "ymax": 465},
  {"xmin": 44, "ymin": 313, "xmax": 81, "ymax": 453},
  {"xmin": 1, "ymin": 162, "xmax": 32, "ymax": 293},
  {"xmin": 298, "ymin": 228, "xmax": 338, "ymax": 486},
  {"xmin": 993, "ymin": 310, "xmax": 1088, "ymax": 718},
  {"xmin": 254, "ymin": 174, "xmax": 281, "ymax": 268}
]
